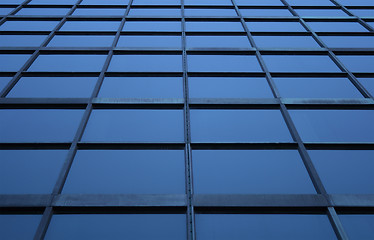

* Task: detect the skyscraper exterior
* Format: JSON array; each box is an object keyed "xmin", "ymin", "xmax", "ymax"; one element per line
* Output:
[{"xmin": 0, "ymin": 0, "xmax": 374, "ymax": 239}]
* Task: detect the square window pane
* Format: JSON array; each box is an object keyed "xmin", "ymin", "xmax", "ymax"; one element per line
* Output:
[
  {"xmin": 188, "ymin": 55, "xmax": 262, "ymax": 72},
  {"xmin": 321, "ymin": 36, "xmax": 374, "ymax": 48},
  {"xmin": 358, "ymin": 78, "xmax": 374, "ymax": 95},
  {"xmin": 48, "ymin": 35, "xmax": 114, "ymax": 47},
  {"xmin": 186, "ymin": 36, "xmax": 251, "ymax": 48},
  {"xmin": 240, "ymin": 8, "xmax": 292, "ymax": 17},
  {"xmin": 98, "ymin": 77, "xmax": 183, "ymax": 98},
  {"xmin": 16, "ymin": 8, "xmax": 70, "ymax": 16},
  {"xmin": 82, "ymin": 109, "xmax": 184, "ymax": 142},
  {"xmin": 28, "ymin": 55, "xmax": 107, "ymax": 72},
  {"xmin": 186, "ymin": 21, "xmax": 244, "ymax": 32},
  {"xmin": 0, "ymin": 215, "xmax": 42, "ymax": 240},
  {"xmin": 63, "ymin": 150, "xmax": 185, "ymax": 194},
  {"xmin": 0, "ymin": 54, "xmax": 31, "ymax": 72},
  {"xmin": 185, "ymin": 8, "xmax": 237, "ymax": 16},
  {"xmin": 246, "ymin": 21, "xmax": 306, "ymax": 32},
  {"xmin": 0, "ymin": 150, "xmax": 67, "ymax": 194},
  {"xmin": 0, "ymin": 35, "xmax": 47, "ymax": 47},
  {"xmin": 253, "ymin": 36, "xmax": 320, "ymax": 48},
  {"xmin": 339, "ymin": 215, "xmax": 374, "ymax": 240},
  {"xmin": 307, "ymin": 21, "xmax": 368, "ymax": 32},
  {"xmin": 193, "ymin": 150, "xmax": 315, "ymax": 194},
  {"xmin": 117, "ymin": 36, "xmax": 181, "ymax": 48},
  {"xmin": 0, "ymin": 77, "xmax": 12, "ymax": 91},
  {"xmin": 236, "ymin": 0, "xmax": 284, "ymax": 6},
  {"xmin": 337, "ymin": 55, "xmax": 374, "ymax": 73},
  {"xmin": 296, "ymin": 9, "xmax": 348, "ymax": 17},
  {"xmin": 0, "ymin": 109, "xmax": 84, "ymax": 142},
  {"xmin": 123, "ymin": 21, "xmax": 181, "ymax": 32},
  {"xmin": 7, "ymin": 77, "xmax": 97, "ymax": 98},
  {"xmin": 73, "ymin": 8, "xmax": 125, "ymax": 16},
  {"xmin": 190, "ymin": 110, "xmax": 292, "ymax": 142},
  {"xmin": 0, "ymin": 21, "xmax": 59, "ymax": 31},
  {"xmin": 108, "ymin": 55, "xmax": 182, "ymax": 72},
  {"xmin": 189, "ymin": 77, "xmax": 273, "ymax": 98},
  {"xmin": 290, "ymin": 110, "xmax": 374, "ymax": 142},
  {"xmin": 128, "ymin": 8, "xmax": 181, "ymax": 16},
  {"xmin": 80, "ymin": 0, "xmax": 130, "ymax": 5},
  {"xmin": 60, "ymin": 21, "xmax": 121, "ymax": 31},
  {"xmin": 185, "ymin": 0, "xmax": 232, "ymax": 6}
]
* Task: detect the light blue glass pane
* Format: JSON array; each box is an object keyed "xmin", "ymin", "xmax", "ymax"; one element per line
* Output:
[
  {"xmin": 123, "ymin": 21, "xmax": 181, "ymax": 31},
  {"xmin": 0, "ymin": 35, "xmax": 46, "ymax": 47},
  {"xmin": 196, "ymin": 214, "xmax": 337, "ymax": 240},
  {"xmin": 339, "ymin": 0, "xmax": 374, "ymax": 6},
  {"xmin": 274, "ymin": 78, "xmax": 362, "ymax": 98},
  {"xmin": 185, "ymin": 9, "xmax": 237, "ymax": 16},
  {"xmin": 63, "ymin": 150, "xmax": 185, "ymax": 194},
  {"xmin": 321, "ymin": 36, "xmax": 374, "ymax": 48},
  {"xmin": 337, "ymin": 55, "xmax": 374, "ymax": 72},
  {"xmin": 189, "ymin": 77, "xmax": 273, "ymax": 98},
  {"xmin": 186, "ymin": 21, "xmax": 244, "ymax": 31},
  {"xmin": 263, "ymin": 55, "xmax": 341, "ymax": 72},
  {"xmin": 0, "ymin": 54, "xmax": 31, "ymax": 72},
  {"xmin": 349, "ymin": 9, "xmax": 374, "ymax": 17},
  {"xmin": 359, "ymin": 78, "xmax": 374, "ymax": 95},
  {"xmin": 108, "ymin": 55, "xmax": 182, "ymax": 72},
  {"xmin": 8, "ymin": 77, "xmax": 97, "ymax": 98},
  {"xmin": 253, "ymin": 36, "xmax": 320, "ymax": 48},
  {"xmin": 133, "ymin": 0, "xmax": 180, "ymax": 5},
  {"xmin": 0, "ymin": 77, "xmax": 12, "ymax": 91},
  {"xmin": 339, "ymin": 215, "xmax": 374, "ymax": 240},
  {"xmin": 246, "ymin": 21, "xmax": 306, "ymax": 32},
  {"xmin": 0, "ymin": 109, "xmax": 84, "ymax": 142},
  {"xmin": 0, "ymin": 0, "xmax": 24, "ymax": 3},
  {"xmin": 0, "ymin": 150, "xmax": 67, "ymax": 194},
  {"xmin": 309, "ymin": 150, "xmax": 374, "ymax": 194},
  {"xmin": 185, "ymin": 0, "xmax": 232, "ymax": 5},
  {"xmin": 240, "ymin": 9, "xmax": 292, "ymax": 16},
  {"xmin": 60, "ymin": 21, "xmax": 121, "ymax": 31},
  {"xmin": 296, "ymin": 9, "xmax": 348, "ymax": 17},
  {"xmin": 80, "ymin": 0, "xmax": 130, "ymax": 5},
  {"xmin": 0, "ymin": 21, "xmax": 59, "ymax": 31},
  {"xmin": 0, "ymin": 215, "xmax": 42, "ymax": 240},
  {"xmin": 16, "ymin": 8, "xmax": 70, "ymax": 16},
  {"xmin": 28, "ymin": 55, "xmax": 107, "ymax": 72},
  {"xmin": 0, "ymin": 8, "xmax": 14, "ymax": 15},
  {"xmin": 48, "ymin": 35, "xmax": 114, "ymax": 47},
  {"xmin": 307, "ymin": 22, "xmax": 368, "ymax": 32},
  {"xmin": 190, "ymin": 110, "xmax": 292, "ymax": 142},
  {"xmin": 369, "ymin": 22, "xmax": 374, "ymax": 28},
  {"xmin": 193, "ymin": 150, "xmax": 315, "ymax": 194},
  {"xmin": 73, "ymin": 8, "xmax": 125, "ymax": 16},
  {"xmin": 188, "ymin": 55, "xmax": 261, "ymax": 72},
  {"xmin": 98, "ymin": 77, "xmax": 183, "ymax": 98},
  {"xmin": 117, "ymin": 36, "xmax": 181, "ymax": 48},
  {"xmin": 236, "ymin": 0, "xmax": 284, "ymax": 6},
  {"xmin": 287, "ymin": 0, "xmax": 334, "ymax": 6},
  {"xmin": 290, "ymin": 110, "xmax": 374, "ymax": 142},
  {"xmin": 82, "ymin": 110, "xmax": 184, "ymax": 142},
  {"xmin": 129, "ymin": 9, "xmax": 181, "ymax": 16},
  {"xmin": 30, "ymin": 0, "xmax": 77, "ymax": 4},
  {"xmin": 187, "ymin": 36, "xmax": 251, "ymax": 48},
  {"xmin": 45, "ymin": 214, "xmax": 186, "ymax": 240}
]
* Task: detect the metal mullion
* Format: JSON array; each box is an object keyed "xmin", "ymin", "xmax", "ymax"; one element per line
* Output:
[
  {"xmin": 327, "ymin": 207, "xmax": 349, "ymax": 240},
  {"xmin": 33, "ymin": 207, "xmax": 53, "ymax": 240},
  {"xmin": 0, "ymin": 0, "xmax": 32, "ymax": 24}
]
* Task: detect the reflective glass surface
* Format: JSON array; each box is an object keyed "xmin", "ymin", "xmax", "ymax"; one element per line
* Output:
[
  {"xmin": 339, "ymin": 215, "xmax": 374, "ymax": 240},
  {"xmin": 30, "ymin": 0, "xmax": 77, "ymax": 4},
  {"xmin": 133, "ymin": 0, "xmax": 180, "ymax": 5},
  {"xmin": 240, "ymin": 8, "xmax": 292, "ymax": 16},
  {"xmin": 320, "ymin": 36, "xmax": 374, "ymax": 48},
  {"xmin": 339, "ymin": 0, "xmax": 374, "ymax": 6},
  {"xmin": 349, "ymin": 9, "xmax": 374, "ymax": 17},
  {"xmin": 48, "ymin": 35, "xmax": 114, "ymax": 47},
  {"xmin": 337, "ymin": 55, "xmax": 374, "ymax": 72},
  {"xmin": 186, "ymin": 36, "xmax": 251, "ymax": 48},
  {"xmin": 287, "ymin": 0, "xmax": 334, "ymax": 6},
  {"xmin": 0, "ymin": 35, "xmax": 47, "ymax": 47},
  {"xmin": 185, "ymin": 0, "xmax": 232, "ymax": 5},
  {"xmin": 60, "ymin": 21, "xmax": 121, "ymax": 31},
  {"xmin": 108, "ymin": 55, "xmax": 182, "ymax": 72},
  {"xmin": 16, "ymin": 8, "xmax": 70, "ymax": 15},
  {"xmin": 236, "ymin": 0, "xmax": 283, "ymax": 6},
  {"xmin": 117, "ymin": 36, "xmax": 181, "ymax": 48},
  {"xmin": 186, "ymin": 21, "xmax": 244, "ymax": 32},
  {"xmin": 0, "ymin": 77, "xmax": 12, "ymax": 91},
  {"xmin": 185, "ymin": 9, "xmax": 237, "ymax": 16},
  {"xmin": 73, "ymin": 8, "xmax": 125, "ymax": 16},
  {"xmin": 307, "ymin": 21, "xmax": 368, "ymax": 32},
  {"xmin": 0, "ymin": 8, "xmax": 14, "ymax": 15},
  {"xmin": 0, "ymin": 21, "xmax": 59, "ymax": 31},
  {"xmin": 296, "ymin": 9, "xmax": 348, "ymax": 17},
  {"xmin": 80, "ymin": 0, "xmax": 130, "ymax": 5},
  {"xmin": 0, "ymin": 54, "xmax": 31, "ymax": 72},
  {"xmin": 253, "ymin": 36, "xmax": 320, "ymax": 48},
  {"xmin": 123, "ymin": 21, "xmax": 181, "ymax": 31},
  {"xmin": 188, "ymin": 55, "xmax": 262, "ymax": 72},
  {"xmin": 358, "ymin": 78, "xmax": 374, "ymax": 95},
  {"xmin": 246, "ymin": 21, "xmax": 306, "ymax": 32},
  {"xmin": 129, "ymin": 8, "xmax": 181, "ymax": 16},
  {"xmin": 0, "ymin": 215, "xmax": 42, "ymax": 240}
]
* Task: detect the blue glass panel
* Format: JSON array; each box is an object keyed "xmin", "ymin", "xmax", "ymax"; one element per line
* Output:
[
  {"xmin": 307, "ymin": 22, "xmax": 368, "ymax": 32},
  {"xmin": 186, "ymin": 36, "xmax": 251, "ymax": 48},
  {"xmin": 358, "ymin": 78, "xmax": 374, "ymax": 95},
  {"xmin": 133, "ymin": 0, "xmax": 180, "ymax": 5},
  {"xmin": 45, "ymin": 214, "xmax": 186, "ymax": 240},
  {"xmin": 290, "ymin": 110, "xmax": 374, "ymax": 142},
  {"xmin": 0, "ymin": 215, "xmax": 42, "ymax": 240},
  {"xmin": 0, "ymin": 0, "xmax": 24, "ymax": 3},
  {"xmin": 98, "ymin": 77, "xmax": 183, "ymax": 98},
  {"xmin": 296, "ymin": 9, "xmax": 348, "ymax": 17},
  {"xmin": 253, "ymin": 36, "xmax": 320, "ymax": 48},
  {"xmin": 16, "ymin": 8, "xmax": 70, "ymax": 16},
  {"xmin": 188, "ymin": 55, "xmax": 261, "ymax": 72},
  {"xmin": 185, "ymin": 0, "xmax": 232, "ymax": 5},
  {"xmin": 186, "ymin": 21, "xmax": 244, "ymax": 32},
  {"xmin": 108, "ymin": 55, "xmax": 182, "ymax": 72},
  {"xmin": 0, "ymin": 21, "xmax": 59, "ymax": 31},
  {"xmin": 193, "ymin": 150, "xmax": 315, "ymax": 194},
  {"xmin": 0, "ymin": 150, "xmax": 67, "ymax": 194},
  {"xmin": 73, "ymin": 8, "xmax": 125, "ymax": 16},
  {"xmin": 309, "ymin": 150, "xmax": 374, "ymax": 194},
  {"xmin": 129, "ymin": 8, "xmax": 181, "ymax": 16},
  {"xmin": 240, "ymin": 9, "xmax": 292, "ymax": 16},
  {"xmin": 60, "ymin": 21, "xmax": 121, "ymax": 31},
  {"xmin": 339, "ymin": 215, "xmax": 374, "ymax": 240},
  {"xmin": 82, "ymin": 109, "xmax": 184, "ymax": 142},
  {"xmin": 337, "ymin": 55, "xmax": 374, "ymax": 72},
  {"xmin": 0, "ymin": 77, "xmax": 12, "ymax": 91},
  {"xmin": 28, "ymin": 55, "xmax": 107, "ymax": 72},
  {"xmin": 274, "ymin": 77, "xmax": 362, "ymax": 98},
  {"xmin": 123, "ymin": 21, "xmax": 181, "ymax": 32},
  {"xmin": 30, "ymin": 0, "xmax": 77, "ymax": 4},
  {"xmin": 0, "ymin": 54, "xmax": 31, "ymax": 72},
  {"xmin": 196, "ymin": 214, "xmax": 337, "ymax": 240},
  {"xmin": 349, "ymin": 9, "xmax": 374, "ymax": 17},
  {"xmin": 369, "ymin": 22, "xmax": 374, "ymax": 29},
  {"xmin": 246, "ymin": 21, "xmax": 306, "ymax": 32},
  {"xmin": 236, "ymin": 0, "xmax": 283, "ymax": 6},
  {"xmin": 185, "ymin": 9, "xmax": 237, "ymax": 16},
  {"xmin": 287, "ymin": 0, "xmax": 334, "ymax": 6},
  {"xmin": 0, "ymin": 35, "xmax": 46, "ymax": 47},
  {"xmin": 189, "ymin": 77, "xmax": 273, "ymax": 98},
  {"xmin": 0, "ymin": 109, "xmax": 84, "ymax": 142},
  {"xmin": 63, "ymin": 150, "xmax": 185, "ymax": 194},
  {"xmin": 321, "ymin": 36, "xmax": 374, "ymax": 48},
  {"xmin": 190, "ymin": 110, "xmax": 292, "ymax": 142},
  {"xmin": 7, "ymin": 77, "xmax": 97, "ymax": 98},
  {"xmin": 117, "ymin": 36, "xmax": 181, "ymax": 48},
  {"xmin": 263, "ymin": 55, "xmax": 341, "ymax": 72},
  {"xmin": 339, "ymin": 0, "xmax": 374, "ymax": 6},
  {"xmin": 80, "ymin": 0, "xmax": 130, "ymax": 5},
  {"xmin": 0, "ymin": 8, "xmax": 14, "ymax": 15},
  {"xmin": 48, "ymin": 35, "xmax": 114, "ymax": 47}
]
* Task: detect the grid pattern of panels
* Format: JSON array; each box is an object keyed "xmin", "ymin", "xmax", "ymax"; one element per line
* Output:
[{"xmin": 1, "ymin": 0, "xmax": 374, "ymax": 239}]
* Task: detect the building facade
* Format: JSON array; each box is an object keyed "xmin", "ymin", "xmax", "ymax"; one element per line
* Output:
[{"xmin": 0, "ymin": 0, "xmax": 374, "ymax": 239}]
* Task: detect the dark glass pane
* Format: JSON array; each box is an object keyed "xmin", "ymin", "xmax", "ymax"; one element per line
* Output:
[
  {"xmin": 358, "ymin": 78, "xmax": 374, "ymax": 95},
  {"xmin": 309, "ymin": 150, "xmax": 374, "ymax": 194},
  {"xmin": 307, "ymin": 22, "xmax": 368, "ymax": 32},
  {"xmin": 45, "ymin": 214, "xmax": 186, "ymax": 240},
  {"xmin": 337, "ymin": 55, "xmax": 374, "ymax": 73},
  {"xmin": 240, "ymin": 9, "xmax": 292, "ymax": 16},
  {"xmin": 108, "ymin": 55, "xmax": 182, "ymax": 72},
  {"xmin": 80, "ymin": 0, "xmax": 130, "ymax": 5},
  {"xmin": 321, "ymin": 36, "xmax": 374, "ymax": 48},
  {"xmin": 188, "ymin": 55, "xmax": 261, "ymax": 72},
  {"xmin": 236, "ymin": 0, "xmax": 283, "ymax": 6},
  {"xmin": 246, "ymin": 21, "xmax": 306, "ymax": 32},
  {"xmin": 185, "ymin": 21, "xmax": 244, "ymax": 32},
  {"xmin": 196, "ymin": 214, "xmax": 337, "ymax": 240},
  {"xmin": 0, "ymin": 109, "xmax": 84, "ymax": 142},
  {"xmin": 193, "ymin": 150, "xmax": 315, "ymax": 194},
  {"xmin": 48, "ymin": 35, "xmax": 114, "ymax": 47},
  {"xmin": 98, "ymin": 77, "xmax": 183, "ymax": 98},
  {"xmin": 16, "ymin": 8, "xmax": 70, "ymax": 16},
  {"xmin": 290, "ymin": 110, "xmax": 374, "ymax": 142},
  {"xmin": 0, "ymin": 54, "xmax": 31, "ymax": 72},
  {"xmin": 0, "ymin": 21, "xmax": 59, "ymax": 31},
  {"xmin": 60, "ymin": 21, "xmax": 121, "ymax": 31},
  {"xmin": 0, "ymin": 77, "xmax": 12, "ymax": 91},
  {"xmin": 188, "ymin": 77, "xmax": 273, "ymax": 98},
  {"xmin": 123, "ymin": 21, "xmax": 181, "ymax": 32},
  {"xmin": 129, "ymin": 8, "xmax": 181, "ymax": 16},
  {"xmin": 82, "ymin": 109, "xmax": 184, "ymax": 142},
  {"xmin": 296, "ymin": 9, "xmax": 348, "ymax": 17},
  {"xmin": 185, "ymin": 0, "xmax": 232, "ymax": 5},
  {"xmin": 8, "ymin": 77, "xmax": 97, "ymax": 98},
  {"xmin": 0, "ymin": 215, "xmax": 42, "ymax": 240},
  {"xmin": 339, "ymin": 215, "xmax": 374, "ymax": 240},
  {"xmin": 63, "ymin": 150, "xmax": 185, "ymax": 194},
  {"xmin": 0, "ymin": 150, "xmax": 67, "ymax": 194},
  {"xmin": 253, "ymin": 36, "xmax": 320, "ymax": 48},
  {"xmin": 274, "ymin": 77, "xmax": 362, "ymax": 98},
  {"xmin": 73, "ymin": 8, "xmax": 125, "ymax": 16},
  {"xmin": 186, "ymin": 36, "xmax": 251, "ymax": 48},
  {"xmin": 0, "ymin": 35, "xmax": 47, "ymax": 47},
  {"xmin": 190, "ymin": 110, "xmax": 292, "ymax": 142},
  {"xmin": 185, "ymin": 9, "xmax": 237, "ymax": 17},
  {"xmin": 117, "ymin": 36, "xmax": 181, "ymax": 48},
  {"xmin": 287, "ymin": 0, "xmax": 334, "ymax": 6}
]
